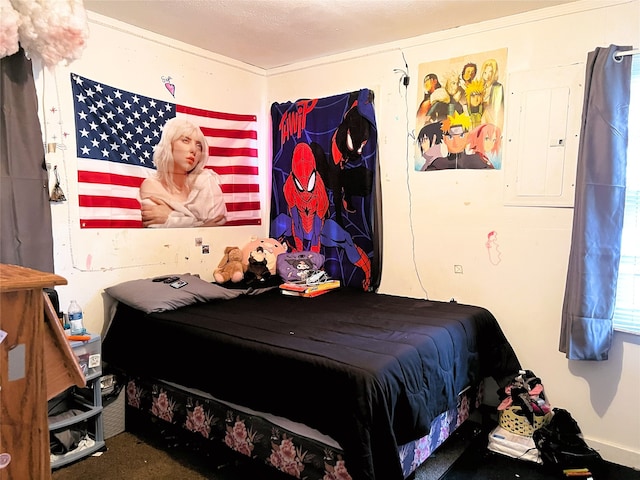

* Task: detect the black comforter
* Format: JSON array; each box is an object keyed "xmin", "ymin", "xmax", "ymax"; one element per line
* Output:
[{"xmin": 103, "ymin": 288, "xmax": 520, "ymax": 480}]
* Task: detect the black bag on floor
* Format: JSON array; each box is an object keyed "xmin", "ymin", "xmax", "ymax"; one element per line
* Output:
[{"xmin": 533, "ymin": 408, "xmax": 603, "ymax": 474}]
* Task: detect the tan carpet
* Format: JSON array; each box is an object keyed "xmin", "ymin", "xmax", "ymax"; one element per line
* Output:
[{"xmin": 52, "ymin": 431, "xmax": 224, "ymax": 480}]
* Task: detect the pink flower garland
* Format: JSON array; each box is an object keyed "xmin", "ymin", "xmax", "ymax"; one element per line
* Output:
[{"xmin": 0, "ymin": 0, "xmax": 88, "ymax": 67}]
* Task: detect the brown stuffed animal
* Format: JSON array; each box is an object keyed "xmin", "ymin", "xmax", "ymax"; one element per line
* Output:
[
  {"xmin": 213, "ymin": 246, "xmax": 244, "ymax": 283},
  {"xmin": 240, "ymin": 237, "xmax": 287, "ymax": 275}
]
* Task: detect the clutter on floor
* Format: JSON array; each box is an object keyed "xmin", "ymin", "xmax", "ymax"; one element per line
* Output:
[{"xmin": 488, "ymin": 370, "xmax": 604, "ymax": 479}]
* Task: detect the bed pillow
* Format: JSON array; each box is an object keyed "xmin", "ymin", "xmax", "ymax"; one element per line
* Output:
[
  {"xmin": 104, "ymin": 274, "xmax": 243, "ymax": 313},
  {"xmin": 276, "ymin": 251, "xmax": 325, "ymax": 282}
]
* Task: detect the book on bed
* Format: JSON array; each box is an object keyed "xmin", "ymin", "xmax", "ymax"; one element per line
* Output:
[{"xmin": 279, "ymin": 279, "xmax": 341, "ymax": 296}]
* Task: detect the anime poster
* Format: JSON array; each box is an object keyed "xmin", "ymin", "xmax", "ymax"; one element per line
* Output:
[
  {"xmin": 415, "ymin": 48, "xmax": 508, "ymax": 171},
  {"xmin": 270, "ymin": 89, "xmax": 380, "ymax": 291}
]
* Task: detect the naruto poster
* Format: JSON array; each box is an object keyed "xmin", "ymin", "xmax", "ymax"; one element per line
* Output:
[{"xmin": 270, "ymin": 89, "xmax": 381, "ymax": 290}]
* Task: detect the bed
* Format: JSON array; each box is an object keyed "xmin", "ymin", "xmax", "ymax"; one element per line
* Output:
[{"xmin": 102, "ymin": 281, "xmax": 520, "ymax": 480}]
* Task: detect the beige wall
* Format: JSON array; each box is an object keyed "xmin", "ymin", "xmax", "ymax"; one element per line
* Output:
[
  {"xmin": 37, "ymin": 15, "xmax": 270, "ymax": 331},
  {"xmin": 39, "ymin": 0, "xmax": 639, "ymax": 469},
  {"xmin": 267, "ymin": 0, "xmax": 640, "ymax": 467}
]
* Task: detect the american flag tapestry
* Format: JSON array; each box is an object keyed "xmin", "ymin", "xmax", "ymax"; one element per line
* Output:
[
  {"xmin": 70, "ymin": 73, "xmax": 260, "ymax": 228},
  {"xmin": 270, "ymin": 89, "xmax": 381, "ymax": 290}
]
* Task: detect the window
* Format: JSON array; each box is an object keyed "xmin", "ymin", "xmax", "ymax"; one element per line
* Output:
[{"xmin": 613, "ymin": 55, "xmax": 640, "ymax": 335}]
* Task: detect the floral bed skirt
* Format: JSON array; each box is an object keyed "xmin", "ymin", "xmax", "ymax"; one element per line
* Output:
[{"xmin": 124, "ymin": 376, "xmax": 483, "ymax": 479}]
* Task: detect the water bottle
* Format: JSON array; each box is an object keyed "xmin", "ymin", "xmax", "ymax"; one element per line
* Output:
[{"xmin": 68, "ymin": 300, "xmax": 86, "ymax": 335}]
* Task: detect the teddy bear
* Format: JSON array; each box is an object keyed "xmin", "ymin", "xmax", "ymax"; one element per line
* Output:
[
  {"xmin": 244, "ymin": 246, "xmax": 271, "ymax": 285},
  {"xmin": 213, "ymin": 246, "xmax": 244, "ymax": 284},
  {"xmin": 240, "ymin": 237, "xmax": 287, "ymax": 275}
]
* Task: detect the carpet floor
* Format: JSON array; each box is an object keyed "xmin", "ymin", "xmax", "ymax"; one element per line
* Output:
[{"xmin": 51, "ymin": 411, "xmax": 639, "ymax": 480}]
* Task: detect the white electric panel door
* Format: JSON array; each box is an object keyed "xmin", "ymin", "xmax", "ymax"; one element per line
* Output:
[{"xmin": 503, "ymin": 64, "xmax": 585, "ymax": 207}]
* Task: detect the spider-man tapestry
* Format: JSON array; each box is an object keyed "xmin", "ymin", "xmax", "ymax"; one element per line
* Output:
[{"xmin": 270, "ymin": 89, "xmax": 381, "ymax": 290}]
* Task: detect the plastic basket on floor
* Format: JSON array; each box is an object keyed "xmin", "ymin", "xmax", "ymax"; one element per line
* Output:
[{"xmin": 499, "ymin": 406, "xmax": 551, "ymax": 437}]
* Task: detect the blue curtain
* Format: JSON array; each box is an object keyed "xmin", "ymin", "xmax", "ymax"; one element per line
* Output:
[{"xmin": 560, "ymin": 45, "xmax": 633, "ymax": 360}]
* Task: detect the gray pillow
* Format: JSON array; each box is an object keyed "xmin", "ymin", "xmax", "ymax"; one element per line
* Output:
[{"xmin": 104, "ymin": 274, "xmax": 243, "ymax": 313}]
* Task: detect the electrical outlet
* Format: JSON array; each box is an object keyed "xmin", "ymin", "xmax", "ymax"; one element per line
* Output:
[{"xmin": 454, "ymin": 265, "xmax": 463, "ymax": 274}]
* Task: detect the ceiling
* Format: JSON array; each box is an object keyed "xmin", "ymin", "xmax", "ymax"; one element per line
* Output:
[{"xmin": 83, "ymin": 0, "xmax": 578, "ymax": 70}]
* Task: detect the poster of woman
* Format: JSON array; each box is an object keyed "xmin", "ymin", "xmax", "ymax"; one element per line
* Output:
[{"xmin": 415, "ymin": 47, "xmax": 508, "ymax": 171}]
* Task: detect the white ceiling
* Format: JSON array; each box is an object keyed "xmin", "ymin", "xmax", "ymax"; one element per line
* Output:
[{"xmin": 84, "ymin": 0, "xmax": 578, "ymax": 70}]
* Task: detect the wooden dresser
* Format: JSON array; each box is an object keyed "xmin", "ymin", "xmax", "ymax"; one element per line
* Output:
[{"xmin": 0, "ymin": 264, "xmax": 85, "ymax": 480}]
